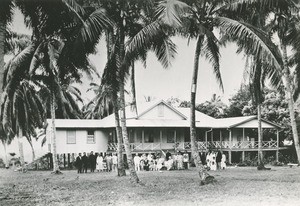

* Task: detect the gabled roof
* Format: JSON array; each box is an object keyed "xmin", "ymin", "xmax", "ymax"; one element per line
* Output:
[
  {"xmin": 137, "ymin": 100, "xmax": 187, "ymax": 120},
  {"xmin": 49, "ymin": 101, "xmax": 282, "ymax": 129},
  {"xmin": 213, "ymin": 116, "xmax": 282, "ymax": 129}
]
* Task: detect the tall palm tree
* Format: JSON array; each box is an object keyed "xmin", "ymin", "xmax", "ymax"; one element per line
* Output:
[
  {"xmin": 15, "ymin": 0, "xmax": 112, "ymax": 173},
  {"xmin": 0, "ymin": 0, "xmax": 13, "ymax": 113},
  {"xmin": 248, "ymin": 59, "xmax": 265, "ymax": 169},
  {"xmin": 98, "ymin": 0, "xmax": 178, "ymax": 183},
  {"xmin": 162, "ymin": 0, "xmax": 284, "ymax": 183},
  {"xmin": 231, "ymin": 0, "xmax": 300, "ymax": 163}
]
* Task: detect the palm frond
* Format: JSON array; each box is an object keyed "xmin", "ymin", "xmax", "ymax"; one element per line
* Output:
[
  {"xmin": 217, "ymin": 16, "xmax": 283, "ymax": 73},
  {"xmin": 156, "ymin": 0, "xmax": 189, "ymax": 27},
  {"xmin": 201, "ymin": 35, "xmax": 223, "ymax": 92}
]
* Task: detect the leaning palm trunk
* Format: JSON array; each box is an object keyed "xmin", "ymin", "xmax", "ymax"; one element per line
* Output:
[
  {"xmin": 257, "ymin": 103, "xmax": 264, "ymax": 167},
  {"xmin": 118, "ymin": 26, "xmax": 139, "ymax": 183},
  {"xmin": 50, "ymin": 91, "xmax": 60, "ymax": 173},
  {"xmin": 119, "ymin": 81, "xmax": 139, "ymax": 183},
  {"xmin": 27, "ymin": 139, "xmax": 36, "ymax": 162},
  {"xmin": 3, "ymin": 141, "xmax": 9, "ymax": 168},
  {"xmin": 130, "ymin": 63, "xmax": 138, "ymax": 116},
  {"xmin": 281, "ymin": 43, "xmax": 300, "ymax": 163},
  {"xmin": 190, "ymin": 36, "xmax": 210, "ymax": 184},
  {"xmin": 0, "ymin": 21, "xmax": 5, "ymax": 103},
  {"xmin": 112, "ymin": 91, "xmax": 126, "ymax": 176},
  {"xmin": 17, "ymin": 125, "xmax": 25, "ymax": 168}
]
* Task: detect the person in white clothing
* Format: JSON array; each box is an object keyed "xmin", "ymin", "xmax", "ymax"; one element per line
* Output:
[
  {"xmin": 221, "ymin": 153, "xmax": 227, "ymax": 170},
  {"xmin": 210, "ymin": 151, "xmax": 217, "ymax": 171},
  {"xmin": 96, "ymin": 153, "xmax": 104, "ymax": 172},
  {"xmin": 134, "ymin": 153, "xmax": 141, "ymax": 171},
  {"xmin": 112, "ymin": 153, "xmax": 118, "ymax": 171}
]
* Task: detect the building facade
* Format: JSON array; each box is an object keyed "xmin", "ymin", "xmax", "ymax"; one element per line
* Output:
[{"xmin": 46, "ymin": 101, "xmax": 286, "ymax": 164}]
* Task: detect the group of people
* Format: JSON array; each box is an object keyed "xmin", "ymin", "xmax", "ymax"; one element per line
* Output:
[
  {"xmin": 75, "ymin": 151, "xmax": 118, "ymax": 173},
  {"xmin": 133, "ymin": 150, "xmax": 190, "ymax": 171},
  {"xmin": 200, "ymin": 150, "xmax": 226, "ymax": 171},
  {"xmin": 133, "ymin": 150, "xmax": 227, "ymax": 172},
  {"xmin": 75, "ymin": 150, "xmax": 227, "ymax": 173}
]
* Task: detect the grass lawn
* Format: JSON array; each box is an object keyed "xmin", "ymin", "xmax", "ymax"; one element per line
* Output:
[{"xmin": 1, "ymin": 166, "xmax": 300, "ymax": 206}]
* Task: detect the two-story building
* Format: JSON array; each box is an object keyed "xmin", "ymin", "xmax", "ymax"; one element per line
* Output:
[{"xmin": 46, "ymin": 100, "xmax": 286, "ymax": 164}]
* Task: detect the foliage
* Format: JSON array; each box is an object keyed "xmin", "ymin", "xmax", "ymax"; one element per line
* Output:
[{"xmin": 196, "ymin": 94, "xmax": 228, "ymax": 118}]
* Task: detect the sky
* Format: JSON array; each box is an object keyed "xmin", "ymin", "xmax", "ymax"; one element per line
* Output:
[{"xmin": 10, "ymin": 8, "xmax": 246, "ymax": 105}]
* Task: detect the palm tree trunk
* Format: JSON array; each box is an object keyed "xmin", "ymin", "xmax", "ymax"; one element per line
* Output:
[
  {"xmin": 112, "ymin": 91, "xmax": 126, "ymax": 176},
  {"xmin": 190, "ymin": 35, "xmax": 209, "ymax": 183},
  {"xmin": 257, "ymin": 103, "xmax": 264, "ymax": 167},
  {"xmin": 119, "ymin": 80, "xmax": 139, "ymax": 183},
  {"xmin": 3, "ymin": 141, "xmax": 9, "ymax": 168},
  {"xmin": 281, "ymin": 43, "xmax": 300, "ymax": 163},
  {"xmin": 27, "ymin": 139, "xmax": 36, "ymax": 162},
  {"xmin": 18, "ymin": 127, "xmax": 25, "ymax": 168},
  {"xmin": 118, "ymin": 25, "xmax": 139, "ymax": 183},
  {"xmin": 131, "ymin": 63, "xmax": 138, "ymax": 116},
  {"xmin": 50, "ymin": 90, "xmax": 61, "ymax": 173},
  {"xmin": 0, "ymin": 21, "xmax": 5, "ymax": 104}
]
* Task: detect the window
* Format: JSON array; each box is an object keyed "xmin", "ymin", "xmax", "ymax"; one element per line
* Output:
[
  {"xmin": 157, "ymin": 104, "xmax": 164, "ymax": 117},
  {"xmin": 87, "ymin": 130, "xmax": 95, "ymax": 144},
  {"xmin": 67, "ymin": 130, "xmax": 76, "ymax": 144}
]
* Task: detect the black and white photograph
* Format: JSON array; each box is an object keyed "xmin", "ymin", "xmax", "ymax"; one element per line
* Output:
[{"xmin": 0, "ymin": 0, "xmax": 300, "ymax": 205}]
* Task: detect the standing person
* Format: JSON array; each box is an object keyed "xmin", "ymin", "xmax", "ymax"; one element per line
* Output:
[
  {"xmin": 183, "ymin": 151, "xmax": 189, "ymax": 170},
  {"xmin": 206, "ymin": 151, "xmax": 211, "ymax": 170},
  {"xmin": 173, "ymin": 152, "xmax": 178, "ymax": 170},
  {"xmin": 106, "ymin": 153, "xmax": 113, "ymax": 172},
  {"xmin": 75, "ymin": 153, "xmax": 83, "ymax": 173},
  {"xmin": 103, "ymin": 153, "xmax": 108, "ymax": 172},
  {"xmin": 221, "ymin": 152, "xmax": 227, "ymax": 170},
  {"xmin": 134, "ymin": 153, "xmax": 141, "ymax": 171},
  {"xmin": 82, "ymin": 152, "xmax": 88, "ymax": 173},
  {"xmin": 89, "ymin": 151, "xmax": 96, "ymax": 172},
  {"xmin": 140, "ymin": 154, "xmax": 145, "ymax": 171},
  {"xmin": 216, "ymin": 150, "xmax": 222, "ymax": 170},
  {"xmin": 96, "ymin": 152, "xmax": 104, "ymax": 172},
  {"xmin": 177, "ymin": 151, "xmax": 183, "ymax": 170},
  {"xmin": 200, "ymin": 151, "xmax": 206, "ymax": 166},
  {"xmin": 112, "ymin": 153, "xmax": 118, "ymax": 172},
  {"xmin": 165, "ymin": 150, "xmax": 171, "ymax": 161},
  {"xmin": 144, "ymin": 154, "xmax": 149, "ymax": 171},
  {"xmin": 210, "ymin": 151, "xmax": 217, "ymax": 171}
]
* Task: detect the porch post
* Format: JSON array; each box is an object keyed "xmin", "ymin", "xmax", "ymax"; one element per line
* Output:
[
  {"xmin": 229, "ymin": 129, "xmax": 232, "ymax": 164},
  {"xmin": 276, "ymin": 129, "xmax": 279, "ymax": 162},
  {"xmin": 220, "ymin": 130, "xmax": 222, "ymax": 149},
  {"xmin": 242, "ymin": 128, "xmax": 245, "ymax": 162},
  {"xmin": 160, "ymin": 129, "xmax": 163, "ymax": 149},
  {"xmin": 174, "ymin": 129, "xmax": 177, "ymax": 143},
  {"xmin": 205, "ymin": 130, "xmax": 208, "ymax": 146},
  {"xmin": 211, "ymin": 130, "xmax": 213, "ymax": 142},
  {"xmin": 142, "ymin": 129, "xmax": 145, "ymax": 150}
]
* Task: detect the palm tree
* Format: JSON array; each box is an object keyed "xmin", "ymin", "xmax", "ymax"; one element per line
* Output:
[
  {"xmin": 161, "ymin": 0, "xmax": 284, "ymax": 184},
  {"xmin": 248, "ymin": 58, "xmax": 265, "ymax": 169},
  {"xmin": 1, "ymin": 79, "xmax": 45, "ymax": 163},
  {"xmin": 98, "ymin": 0, "xmax": 178, "ymax": 183},
  {"xmin": 0, "ymin": 0, "xmax": 13, "ymax": 113},
  {"xmin": 14, "ymin": 0, "xmax": 112, "ymax": 173},
  {"xmin": 231, "ymin": 0, "xmax": 300, "ymax": 163}
]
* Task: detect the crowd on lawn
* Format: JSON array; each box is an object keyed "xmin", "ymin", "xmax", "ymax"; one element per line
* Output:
[
  {"xmin": 74, "ymin": 150, "xmax": 227, "ymax": 174},
  {"xmin": 75, "ymin": 151, "xmax": 118, "ymax": 173},
  {"xmin": 133, "ymin": 150, "xmax": 227, "ymax": 171}
]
